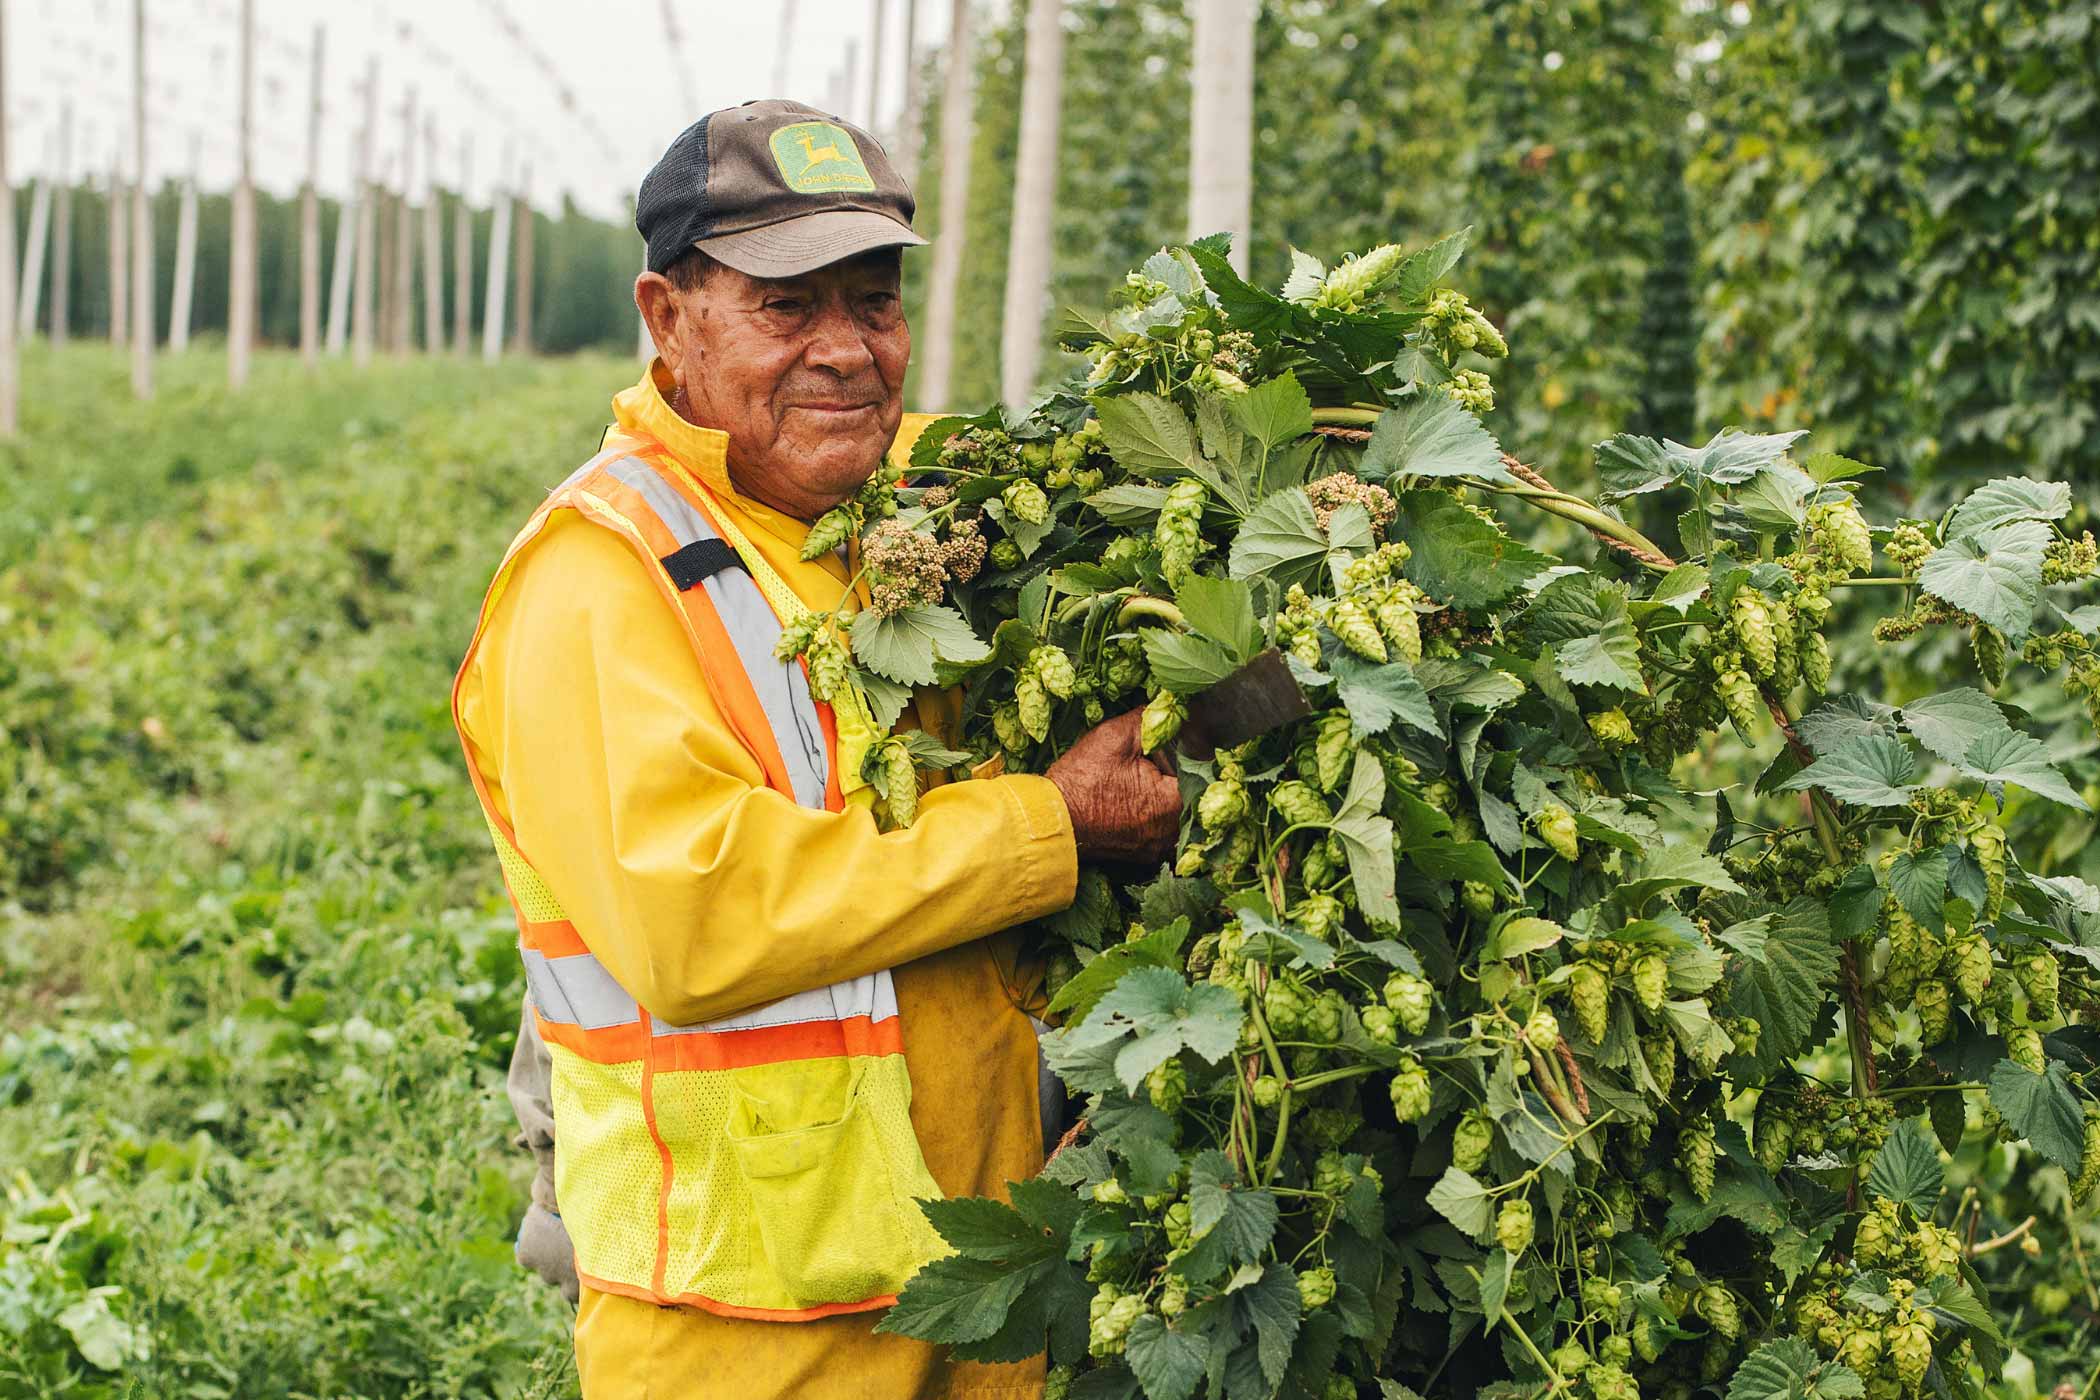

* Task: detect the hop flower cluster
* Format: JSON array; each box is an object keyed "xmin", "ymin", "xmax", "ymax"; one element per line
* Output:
[
  {"xmin": 862, "ymin": 520, "xmax": 949, "ymax": 617},
  {"xmin": 1304, "ymin": 471, "xmax": 1397, "ymax": 536}
]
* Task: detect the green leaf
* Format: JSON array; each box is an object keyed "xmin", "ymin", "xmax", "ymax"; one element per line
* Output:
[
  {"xmin": 56, "ymin": 1295, "xmax": 142, "ymax": 1372},
  {"xmin": 1725, "ymin": 898, "xmax": 1841, "ymax": 1072},
  {"xmin": 1229, "ymin": 487, "xmax": 1329, "ymax": 587},
  {"xmin": 1596, "ymin": 428, "xmax": 1807, "ymax": 500},
  {"xmin": 1237, "ymin": 1265, "xmax": 1304, "ymax": 1388},
  {"xmin": 1386, "ymin": 227, "xmax": 1470, "ymax": 305},
  {"xmin": 856, "ymin": 667, "xmax": 914, "ymax": 731},
  {"xmin": 1828, "ymin": 864, "xmax": 1884, "ymax": 941},
  {"xmin": 1185, "ymin": 1151, "xmax": 1280, "ymax": 1269},
  {"xmin": 1803, "ymin": 452, "xmax": 1879, "ymax": 485},
  {"xmin": 1946, "ymin": 477, "xmax": 2072, "ymax": 536},
  {"xmin": 1958, "ymin": 728, "xmax": 2091, "ymax": 811},
  {"xmin": 1865, "ymin": 1117, "xmax": 1944, "ymax": 1215},
  {"xmin": 1664, "ymin": 997, "xmax": 1736, "ymax": 1067},
  {"xmin": 1478, "ymin": 1250, "xmax": 1513, "ymax": 1323},
  {"xmin": 1646, "ymin": 563, "xmax": 1710, "ymax": 614},
  {"xmin": 1616, "ymin": 844, "xmax": 1745, "ymax": 910},
  {"xmin": 1796, "ymin": 694, "xmax": 1899, "ymax": 755},
  {"xmin": 1333, "ymin": 752, "xmax": 1399, "ymax": 926},
  {"xmin": 878, "ymin": 1252, "xmax": 1035, "ymax": 1345},
  {"xmin": 1359, "ymin": 393, "xmax": 1512, "ymax": 484},
  {"xmin": 1918, "ymin": 518, "xmax": 2048, "ymax": 641},
  {"xmin": 1175, "ymin": 574, "xmax": 1262, "ymax": 662},
  {"xmin": 1734, "ymin": 462, "xmax": 1814, "ymax": 534},
  {"xmin": 1898, "ymin": 688, "xmax": 2009, "ymax": 767},
  {"xmin": 1229, "ymin": 371, "xmax": 1314, "ymax": 452},
  {"xmin": 1425, "ymin": 1166, "xmax": 1492, "ymax": 1238},
  {"xmin": 1124, "ymin": 1315, "xmax": 1208, "ymax": 1400},
  {"xmin": 922, "ymin": 1196, "xmax": 1063, "ymax": 1265},
  {"xmin": 1142, "ymin": 629, "xmax": 1240, "ymax": 696},
  {"xmin": 1490, "ymin": 916, "xmax": 1567, "ymax": 960},
  {"xmin": 1887, "ymin": 848, "xmax": 1950, "ymax": 933},
  {"xmin": 851, "ymin": 605, "xmax": 991, "ymax": 686},
  {"xmin": 1064, "ymin": 966, "xmax": 1246, "ymax": 1093},
  {"xmin": 1086, "ymin": 483, "xmax": 1171, "ymax": 527},
  {"xmin": 1390, "ymin": 489, "xmax": 1556, "ymax": 610},
  {"xmin": 1280, "ymin": 248, "xmax": 1325, "ymax": 302},
  {"xmin": 1518, "ymin": 574, "xmax": 1646, "ymax": 693},
  {"xmin": 1780, "ymin": 734, "xmax": 1919, "ymax": 807},
  {"xmin": 1330, "ymin": 652, "xmax": 1443, "ymax": 739},
  {"xmin": 1093, "ymin": 393, "xmax": 1199, "ymax": 478},
  {"xmin": 1986, "ymin": 1058, "xmax": 2088, "ymax": 1172},
  {"xmin": 896, "ymin": 731, "xmax": 973, "ymax": 770},
  {"xmin": 1186, "ymin": 241, "xmax": 1300, "ymax": 336},
  {"xmin": 1726, "ymin": 1338, "xmax": 1864, "ymax": 1400},
  {"xmin": 1046, "ymin": 918, "xmax": 1190, "ymax": 1022}
]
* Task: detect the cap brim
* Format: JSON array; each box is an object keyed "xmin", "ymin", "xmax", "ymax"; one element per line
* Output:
[{"xmin": 694, "ymin": 209, "xmax": 928, "ymax": 279}]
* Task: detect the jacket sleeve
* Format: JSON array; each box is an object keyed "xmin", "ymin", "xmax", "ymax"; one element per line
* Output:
[{"xmin": 462, "ymin": 512, "xmax": 1078, "ymax": 1026}]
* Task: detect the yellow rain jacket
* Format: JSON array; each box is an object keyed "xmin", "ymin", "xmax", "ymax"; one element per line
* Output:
[{"xmin": 453, "ymin": 362, "xmax": 1076, "ymax": 1398}]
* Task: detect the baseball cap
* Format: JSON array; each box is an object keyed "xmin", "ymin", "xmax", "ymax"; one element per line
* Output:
[{"xmin": 636, "ymin": 99, "xmax": 927, "ymax": 279}]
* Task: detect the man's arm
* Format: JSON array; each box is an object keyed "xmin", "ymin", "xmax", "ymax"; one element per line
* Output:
[{"xmin": 460, "ymin": 513, "xmax": 1079, "ymax": 1026}]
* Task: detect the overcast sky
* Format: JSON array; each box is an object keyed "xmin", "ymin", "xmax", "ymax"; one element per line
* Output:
[{"xmin": 4, "ymin": 0, "xmax": 969, "ymax": 221}]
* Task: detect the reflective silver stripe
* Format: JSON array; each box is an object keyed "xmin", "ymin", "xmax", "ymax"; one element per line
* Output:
[
  {"xmin": 593, "ymin": 456, "xmax": 879, "ymax": 1045},
  {"xmin": 651, "ymin": 972, "xmax": 898, "ymax": 1037},
  {"xmin": 522, "ymin": 948, "xmax": 638, "ymax": 1030},
  {"xmin": 602, "ymin": 457, "xmax": 829, "ymax": 810}
]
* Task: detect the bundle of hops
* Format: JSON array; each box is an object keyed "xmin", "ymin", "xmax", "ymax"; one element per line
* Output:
[{"xmin": 802, "ymin": 234, "xmax": 2100, "ymax": 1399}]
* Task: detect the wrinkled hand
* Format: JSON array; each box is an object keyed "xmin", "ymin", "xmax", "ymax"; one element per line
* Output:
[{"xmin": 1045, "ymin": 709, "xmax": 1183, "ymax": 863}]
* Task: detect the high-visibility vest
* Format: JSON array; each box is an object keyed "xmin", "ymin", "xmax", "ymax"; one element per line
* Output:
[{"xmin": 450, "ymin": 447, "xmax": 946, "ymax": 1321}]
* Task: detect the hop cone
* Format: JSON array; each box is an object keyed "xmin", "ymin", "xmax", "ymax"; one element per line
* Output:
[
  {"xmin": 1524, "ymin": 1007, "xmax": 1561, "ymax": 1054},
  {"xmin": 1377, "ymin": 594, "xmax": 1423, "ymax": 663},
  {"xmin": 1802, "ymin": 631, "xmax": 1832, "ymax": 692},
  {"xmin": 1031, "ymin": 645, "xmax": 1077, "ymax": 699},
  {"xmin": 1383, "ymin": 972, "xmax": 1434, "ymax": 1036},
  {"xmin": 1015, "ymin": 668, "xmax": 1052, "ymax": 742},
  {"xmin": 1732, "ymin": 592, "xmax": 1777, "ymax": 677},
  {"xmin": 1632, "ymin": 953, "xmax": 1668, "ymax": 1013},
  {"xmin": 800, "ymin": 502, "xmax": 860, "ymax": 560},
  {"xmin": 1679, "ymin": 1126, "xmax": 1716, "ymax": 1203},
  {"xmin": 1535, "ymin": 803, "xmax": 1581, "ymax": 863},
  {"xmin": 1889, "ymin": 1319, "xmax": 1933, "ymax": 1392},
  {"xmin": 1156, "ymin": 478, "xmax": 1207, "ymax": 586},
  {"xmin": 1721, "ymin": 668, "xmax": 1764, "ymax": 736},
  {"xmin": 1570, "ymin": 962, "xmax": 1611, "ymax": 1043},
  {"xmin": 2072, "ymin": 1110, "xmax": 2100, "ymax": 1205},
  {"xmin": 1753, "ymin": 1094, "xmax": 1794, "ymax": 1173},
  {"xmin": 992, "ymin": 701, "xmax": 1028, "ymax": 754},
  {"xmin": 2008, "ymin": 1025, "xmax": 2046, "ymax": 1072},
  {"xmin": 1003, "ymin": 478, "xmax": 1049, "ymax": 526},
  {"xmin": 1197, "ymin": 777, "xmax": 1248, "ymax": 833},
  {"xmin": 1696, "ymin": 1284, "xmax": 1740, "ymax": 1341},
  {"xmin": 2018, "ymin": 949, "xmax": 2059, "ymax": 1019},
  {"xmin": 808, "ymin": 634, "xmax": 849, "ymax": 702},
  {"xmin": 1972, "ymin": 622, "xmax": 2007, "ymax": 689},
  {"xmin": 1811, "ymin": 498, "xmax": 1874, "ymax": 575},
  {"xmin": 1388, "ymin": 1058, "xmax": 1431, "ymax": 1123},
  {"xmin": 1453, "ymin": 1109, "xmax": 1495, "ymax": 1172},
  {"xmin": 1644, "ymin": 1033, "xmax": 1678, "ymax": 1100},
  {"xmin": 1328, "ymin": 597, "xmax": 1387, "ymax": 662},
  {"xmin": 1494, "ymin": 1198, "xmax": 1534, "ymax": 1254},
  {"xmin": 1915, "ymin": 979, "xmax": 1954, "ymax": 1043},
  {"xmin": 773, "ymin": 614, "xmax": 819, "ymax": 663},
  {"xmin": 1971, "ymin": 823, "xmax": 2008, "ymax": 921},
  {"xmin": 1313, "ymin": 242, "xmax": 1408, "ymax": 313},
  {"xmin": 1313, "ymin": 711, "xmax": 1354, "ymax": 793},
  {"xmin": 1292, "ymin": 893, "xmax": 1345, "ymax": 942},
  {"xmin": 1950, "ymin": 934, "xmax": 1993, "ymax": 1006},
  {"xmin": 881, "ymin": 741, "xmax": 920, "ymax": 827},
  {"xmin": 1268, "ymin": 780, "xmax": 1332, "ymax": 827},
  {"xmin": 1140, "ymin": 689, "xmax": 1186, "ymax": 752}
]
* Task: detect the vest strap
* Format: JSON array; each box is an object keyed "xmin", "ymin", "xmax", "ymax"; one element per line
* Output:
[{"xmin": 659, "ymin": 537, "xmax": 741, "ymax": 591}]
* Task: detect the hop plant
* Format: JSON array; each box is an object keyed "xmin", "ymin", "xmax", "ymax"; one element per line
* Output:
[
  {"xmin": 1696, "ymin": 1284, "xmax": 1741, "ymax": 1341},
  {"xmin": 1015, "ymin": 668, "xmax": 1052, "ymax": 742},
  {"xmin": 1679, "ymin": 1125, "xmax": 1716, "ymax": 1203},
  {"xmin": 1197, "ymin": 776, "xmax": 1249, "ymax": 832},
  {"xmin": 1888, "ymin": 1315, "xmax": 1933, "ymax": 1392},
  {"xmin": 1802, "ymin": 631, "xmax": 1832, "ymax": 692},
  {"xmin": 1970, "ymin": 823, "xmax": 2007, "ymax": 922},
  {"xmin": 1535, "ymin": 803, "xmax": 1581, "ymax": 863},
  {"xmin": 1030, "ymin": 645, "xmax": 1077, "ymax": 700},
  {"xmin": 1388, "ymin": 1056, "xmax": 1432, "ymax": 1123},
  {"xmin": 1377, "ymin": 592, "xmax": 1424, "ymax": 664},
  {"xmin": 1311, "ymin": 711, "xmax": 1354, "ymax": 793},
  {"xmin": 1588, "ymin": 707, "xmax": 1635, "ymax": 748},
  {"xmin": 1140, "ymin": 689, "xmax": 1186, "ymax": 753},
  {"xmin": 1312, "ymin": 243, "xmax": 1408, "ymax": 313},
  {"xmin": 1720, "ymin": 668, "xmax": 1764, "ymax": 736},
  {"xmin": 1297, "ymin": 1267, "xmax": 1337, "ymax": 1311},
  {"xmin": 1948, "ymin": 934, "xmax": 1992, "ymax": 1005},
  {"xmin": 1268, "ymin": 781, "xmax": 1332, "ymax": 828},
  {"xmin": 1445, "ymin": 368, "xmax": 1495, "ymax": 414},
  {"xmin": 1327, "ymin": 597, "xmax": 1388, "ymax": 662},
  {"xmin": 1360, "ymin": 1004, "xmax": 1398, "ymax": 1046},
  {"xmin": 1808, "ymin": 498, "xmax": 1873, "ymax": 575},
  {"xmin": 1915, "ymin": 979, "xmax": 1953, "ymax": 1044},
  {"xmin": 1643, "ymin": 1033, "xmax": 1678, "ymax": 1100},
  {"xmin": 1453, "ymin": 1109, "xmax": 1495, "ymax": 1173},
  {"xmin": 1157, "ymin": 478, "xmax": 1208, "ymax": 586},
  {"xmin": 1525, "ymin": 1007, "xmax": 1561, "ymax": 1054},
  {"xmin": 1569, "ymin": 962, "xmax": 1611, "ymax": 1043},
  {"xmin": 1147, "ymin": 1059, "xmax": 1187, "ymax": 1115},
  {"xmin": 863, "ymin": 520, "xmax": 950, "ymax": 616},
  {"xmin": 879, "ymin": 739, "xmax": 920, "ymax": 827},
  {"xmin": 1632, "ymin": 953, "xmax": 1668, "ymax": 1013},
  {"xmin": 1002, "ymin": 478, "xmax": 1049, "ymax": 527},
  {"xmin": 1087, "ymin": 1287, "xmax": 1145, "ymax": 1357},
  {"xmin": 1383, "ymin": 971, "xmax": 1434, "ymax": 1036},
  {"xmin": 2072, "ymin": 1109, "xmax": 2100, "ymax": 1205},
  {"xmin": 801, "ymin": 501, "xmax": 860, "ymax": 560},
  {"xmin": 1731, "ymin": 590, "xmax": 1778, "ymax": 678},
  {"xmin": 2016, "ymin": 949, "xmax": 2059, "ymax": 1019},
  {"xmin": 1495, "ymin": 1197, "xmax": 1534, "ymax": 1255}
]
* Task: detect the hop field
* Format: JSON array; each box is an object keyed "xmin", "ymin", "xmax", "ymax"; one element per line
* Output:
[{"xmin": 0, "ymin": 345, "xmax": 615, "ymax": 1398}]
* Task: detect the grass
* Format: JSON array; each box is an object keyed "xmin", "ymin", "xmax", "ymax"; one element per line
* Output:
[{"xmin": 1, "ymin": 343, "xmax": 627, "ymax": 1397}]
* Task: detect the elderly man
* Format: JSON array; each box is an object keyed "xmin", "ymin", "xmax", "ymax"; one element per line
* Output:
[{"xmin": 451, "ymin": 100, "xmax": 1181, "ymax": 1398}]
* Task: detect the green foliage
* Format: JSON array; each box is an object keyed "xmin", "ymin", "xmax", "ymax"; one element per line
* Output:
[
  {"xmin": 0, "ymin": 345, "xmax": 607, "ymax": 1396},
  {"xmin": 856, "ymin": 235, "xmax": 2100, "ymax": 1399}
]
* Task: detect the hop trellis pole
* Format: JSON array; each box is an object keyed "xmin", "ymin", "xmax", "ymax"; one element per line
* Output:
[
  {"xmin": 0, "ymin": 0, "xmax": 17, "ymax": 437},
  {"xmin": 130, "ymin": 0, "xmax": 153, "ymax": 399},
  {"xmin": 915, "ymin": 0, "xmax": 973, "ymax": 411},
  {"xmin": 998, "ymin": 0, "xmax": 1066, "ymax": 410},
  {"xmin": 227, "ymin": 0, "xmax": 256, "ymax": 387},
  {"xmin": 1188, "ymin": 0, "xmax": 1254, "ymax": 274},
  {"xmin": 300, "ymin": 24, "xmax": 324, "ymax": 368}
]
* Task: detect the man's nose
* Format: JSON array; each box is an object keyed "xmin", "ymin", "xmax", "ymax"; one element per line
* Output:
[{"xmin": 803, "ymin": 298, "xmax": 877, "ymax": 377}]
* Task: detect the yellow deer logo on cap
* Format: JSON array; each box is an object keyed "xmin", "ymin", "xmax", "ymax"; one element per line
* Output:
[{"xmin": 769, "ymin": 121, "xmax": 878, "ymax": 194}]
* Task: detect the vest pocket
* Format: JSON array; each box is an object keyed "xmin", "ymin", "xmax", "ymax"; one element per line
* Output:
[{"xmin": 725, "ymin": 1062, "xmax": 915, "ymax": 1308}]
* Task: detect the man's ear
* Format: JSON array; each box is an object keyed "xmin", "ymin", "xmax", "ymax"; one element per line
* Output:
[{"xmin": 635, "ymin": 272, "xmax": 682, "ymax": 363}]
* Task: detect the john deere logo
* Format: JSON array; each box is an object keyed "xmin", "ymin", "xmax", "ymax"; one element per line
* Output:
[{"xmin": 769, "ymin": 121, "xmax": 877, "ymax": 194}]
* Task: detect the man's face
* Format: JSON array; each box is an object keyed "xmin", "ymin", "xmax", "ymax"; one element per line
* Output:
[{"xmin": 639, "ymin": 250, "xmax": 909, "ymax": 521}]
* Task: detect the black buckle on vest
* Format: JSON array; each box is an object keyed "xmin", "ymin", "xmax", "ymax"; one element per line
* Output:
[{"xmin": 659, "ymin": 538, "xmax": 741, "ymax": 592}]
